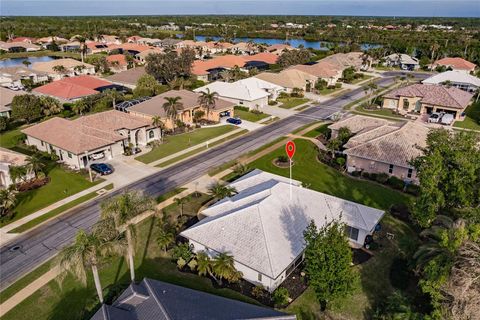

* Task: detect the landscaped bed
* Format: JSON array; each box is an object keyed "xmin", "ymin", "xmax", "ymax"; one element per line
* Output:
[
  {"xmin": 135, "ymin": 125, "xmax": 236, "ymax": 164},
  {"xmin": 277, "ymin": 97, "xmax": 310, "ymax": 109}
]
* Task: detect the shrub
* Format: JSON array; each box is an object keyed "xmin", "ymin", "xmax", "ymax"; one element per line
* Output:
[
  {"xmin": 187, "ymin": 258, "xmax": 197, "ymax": 271},
  {"xmin": 361, "ymin": 171, "xmax": 371, "ymax": 180},
  {"xmin": 277, "ymin": 155, "xmax": 289, "ymax": 163},
  {"xmin": 234, "ymin": 105, "xmax": 249, "ymax": 112},
  {"xmin": 268, "ymin": 100, "xmax": 277, "ymax": 106},
  {"xmin": 279, "ymin": 92, "xmax": 290, "ymax": 99},
  {"xmin": 251, "ymin": 285, "xmax": 266, "ymax": 299},
  {"xmin": 272, "ymin": 287, "xmax": 290, "ymax": 306},
  {"xmin": 336, "ymin": 157, "xmax": 346, "ymax": 167},
  {"xmin": 389, "ymin": 203, "xmax": 411, "ymax": 222},
  {"xmin": 177, "ymin": 257, "xmax": 186, "ymax": 269},
  {"xmin": 0, "ymin": 116, "xmax": 8, "ymax": 132},
  {"xmin": 172, "ymin": 243, "xmax": 193, "ymax": 261},
  {"xmin": 351, "ymin": 170, "xmax": 361, "ymax": 177},
  {"xmin": 251, "ymin": 109, "xmax": 263, "ymax": 115},
  {"xmin": 406, "ymin": 183, "xmax": 420, "ymax": 196},
  {"xmin": 387, "ymin": 176, "xmax": 405, "ymax": 190},
  {"xmin": 335, "ymin": 82, "xmax": 342, "ymax": 88}
]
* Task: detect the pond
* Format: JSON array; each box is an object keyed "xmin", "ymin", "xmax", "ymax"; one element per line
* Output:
[
  {"xmin": 194, "ymin": 35, "xmax": 381, "ymax": 51},
  {"xmin": 0, "ymin": 56, "xmax": 57, "ymax": 68}
]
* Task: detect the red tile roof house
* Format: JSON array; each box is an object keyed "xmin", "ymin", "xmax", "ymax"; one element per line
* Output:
[
  {"xmin": 106, "ymin": 54, "xmax": 128, "ymax": 73},
  {"xmin": 33, "ymin": 75, "xmax": 115, "ymax": 102},
  {"xmin": 22, "ymin": 110, "xmax": 160, "ymax": 169},
  {"xmin": 432, "ymin": 57, "xmax": 477, "ymax": 73},
  {"xmin": 382, "ymin": 83, "xmax": 474, "ymax": 120}
]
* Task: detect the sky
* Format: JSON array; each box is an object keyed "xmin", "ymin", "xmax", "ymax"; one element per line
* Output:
[{"xmin": 2, "ymin": 0, "xmax": 480, "ymax": 17}]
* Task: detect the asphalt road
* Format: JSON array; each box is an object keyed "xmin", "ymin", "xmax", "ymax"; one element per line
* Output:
[{"xmin": 0, "ymin": 72, "xmax": 428, "ymax": 291}]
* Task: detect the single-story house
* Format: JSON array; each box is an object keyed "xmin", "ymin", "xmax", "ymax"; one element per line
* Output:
[
  {"xmin": 31, "ymin": 58, "xmax": 95, "ymax": 80},
  {"xmin": 383, "ymin": 53, "xmax": 420, "ymax": 70},
  {"xmin": 36, "ymin": 36, "xmax": 68, "ymax": 45},
  {"xmin": 0, "ymin": 87, "xmax": 27, "ymax": 118},
  {"xmin": 85, "ymin": 42, "xmax": 109, "ymax": 54},
  {"xmin": 243, "ymin": 52, "xmax": 279, "ymax": 71},
  {"xmin": 7, "ymin": 37, "xmax": 36, "ymax": 44},
  {"xmin": 128, "ymin": 89, "xmax": 235, "ymax": 129},
  {"xmin": 22, "ymin": 110, "xmax": 160, "ymax": 169},
  {"xmin": 106, "ymin": 54, "xmax": 128, "ymax": 73},
  {"xmin": 106, "ymin": 66, "xmax": 146, "ymax": 89},
  {"xmin": 255, "ymin": 69, "xmax": 318, "ymax": 93},
  {"xmin": 289, "ymin": 61, "xmax": 342, "ymax": 86},
  {"xmin": 90, "ymin": 278, "xmax": 294, "ymax": 320},
  {"xmin": 432, "ymin": 57, "xmax": 476, "ymax": 73},
  {"xmin": 194, "ymin": 81, "xmax": 270, "ymax": 110},
  {"xmin": 231, "ymin": 42, "xmax": 258, "ymax": 55},
  {"xmin": 335, "ymin": 117, "xmax": 430, "ymax": 183},
  {"xmin": 181, "ymin": 169, "xmax": 384, "ymax": 292},
  {"xmin": 0, "ymin": 41, "xmax": 41, "ymax": 53},
  {"xmin": 0, "ymin": 147, "xmax": 35, "ymax": 188},
  {"xmin": 33, "ymin": 75, "xmax": 116, "ymax": 102},
  {"xmin": 321, "ymin": 52, "xmax": 367, "ymax": 71},
  {"xmin": 266, "ymin": 44, "xmax": 295, "ymax": 56},
  {"xmin": 236, "ymin": 77, "xmax": 285, "ymax": 100},
  {"xmin": 192, "ymin": 55, "xmax": 250, "ymax": 82},
  {"xmin": 0, "ymin": 66, "xmax": 49, "ymax": 88},
  {"xmin": 135, "ymin": 48, "xmax": 164, "ymax": 64},
  {"xmin": 107, "ymin": 43, "xmax": 153, "ymax": 56},
  {"xmin": 99, "ymin": 35, "xmax": 122, "ymax": 45},
  {"xmin": 422, "ymin": 70, "xmax": 480, "ymax": 93},
  {"xmin": 329, "ymin": 114, "xmax": 392, "ymax": 139},
  {"xmin": 382, "ymin": 83, "xmax": 473, "ymax": 119}
]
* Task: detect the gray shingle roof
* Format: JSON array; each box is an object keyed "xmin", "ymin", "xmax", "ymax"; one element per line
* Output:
[{"xmin": 90, "ymin": 278, "xmax": 294, "ymax": 320}]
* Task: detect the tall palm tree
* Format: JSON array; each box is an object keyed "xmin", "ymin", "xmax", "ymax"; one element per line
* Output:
[
  {"xmin": 156, "ymin": 228, "xmax": 174, "ymax": 254},
  {"xmin": 100, "ymin": 191, "xmax": 155, "ymax": 282},
  {"xmin": 151, "ymin": 116, "xmax": 165, "ymax": 142},
  {"xmin": 52, "ymin": 65, "xmax": 67, "ymax": 75},
  {"xmin": 8, "ymin": 165, "xmax": 28, "ymax": 187},
  {"xmin": 26, "ymin": 154, "xmax": 45, "ymax": 179},
  {"xmin": 41, "ymin": 96, "xmax": 62, "ymax": 116},
  {"xmin": 103, "ymin": 89, "xmax": 123, "ymax": 109},
  {"xmin": 212, "ymin": 252, "xmax": 242, "ymax": 285},
  {"xmin": 174, "ymin": 197, "xmax": 187, "ymax": 217},
  {"xmin": 198, "ymin": 88, "xmax": 218, "ymax": 121},
  {"xmin": 72, "ymin": 99, "xmax": 88, "ymax": 115},
  {"xmin": 207, "ymin": 181, "xmax": 237, "ymax": 200},
  {"xmin": 56, "ymin": 229, "xmax": 126, "ymax": 303},
  {"xmin": 0, "ymin": 188, "xmax": 17, "ymax": 218},
  {"xmin": 74, "ymin": 35, "xmax": 88, "ymax": 63},
  {"xmin": 163, "ymin": 96, "xmax": 183, "ymax": 132},
  {"xmin": 196, "ymin": 251, "xmax": 212, "ymax": 277}
]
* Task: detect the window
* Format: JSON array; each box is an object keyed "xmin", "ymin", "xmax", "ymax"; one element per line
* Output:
[
  {"xmin": 68, "ymin": 152, "xmax": 72, "ymax": 159},
  {"xmin": 403, "ymin": 98, "xmax": 410, "ymax": 110},
  {"xmin": 407, "ymin": 168, "xmax": 413, "ymax": 178},
  {"xmin": 389, "ymin": 164, "xmax": 394, "ymax": 174},
  {"xmin": 41, "ymin": 141, "xmax": 44, "ymax": 146},
  {"xmin": 258, "ymin": 273, "xmax": 262, "ymax": 281},
  {"xmin": 149, "ymin": 130, "xmax": 154, "ymax": 139},
  {"xmin": 345, "ymin": 226, "xmax": 359, "ymax": 241}
]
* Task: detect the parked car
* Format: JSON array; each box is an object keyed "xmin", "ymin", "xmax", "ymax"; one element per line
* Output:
[
  {"xmin": 226, "ymin": 117, "xmax": 242, "ymax": 125},
  {"xmin": 131, "ymin": 147, "xmax": 141, "ymax": 155},
  {"xmin": 90, "ymin": 163, "xmax": 113, "ymax": 175},
  {"xmin": 90, "ymin": 153, "xmax": 105, "ymax": 160},
  {"xmin": 8, "ymin": 84, "xmax": 24, "ymax": 91},
  {"xmin": 428, "ymin": 112, "xmax": 442, "ymax": 123},
  {"xmin": 440, "ymin": 113, "xmax": 454, "ymax": 125}
]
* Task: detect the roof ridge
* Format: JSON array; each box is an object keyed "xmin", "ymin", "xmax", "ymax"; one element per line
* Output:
[
  {"xmin": 143, "ymin": 279, "xmax": 172, "ymax": 320},
  {"xmin": 344, "ymin": 123, "xmax": 405, "ymax": 152},
  {"xmin": 256, "ymin": 192, "xmax": 276, "ymax": 277}
]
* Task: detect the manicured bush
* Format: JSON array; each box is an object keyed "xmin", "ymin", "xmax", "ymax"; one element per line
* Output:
[
  {"xmin": 272, "ymin": 287, "xmax": 290, "ymax": 306},
  {"xmin": 406, "ymin": 183, "xmax": 420, "ymax": 196},
  {"xmin": 375, "ymin": 173, "xmax": 390, "ymax": 184},
  {"xmin": 172, "ymin": 243, "xmax": 193, "ymax": 261},
  {"xmin": 234, "ymin": 105, "xmax": 249, "ymax": 112},
  {"xmin": 361, "ymin": 171, "xmax": 371, "ymax": 180},
  {"xmin": 251, "ymin": 285, "xmax": 266, "ymax": 299},
  {"xmin": 335, "ymin": 82, "xmax": 342, "ymax": 88},
  {"xmin": 351, "ymin": 170, "xmax": 362, "ymax": 177},
  {"xmin": 268, "ymin": 100, "xmax": 277, "ymax": 106},
  {"xmin": 277, "ymin": 155, "xmax": 289, "ymax": 163},
  {"xmin": 251, "ymin": 109, "xmax": 263, "ymax": 115},
  {"xmin": 0, "ymin": 116, "xmax": 8, "ymax": 132},
  {"xmin": 336, "ymin": 157, "xmax": 346, "ymax": 167},
  {"xmin": 387, "ymin": 176, "xmax": 405, "ymax": 190}
]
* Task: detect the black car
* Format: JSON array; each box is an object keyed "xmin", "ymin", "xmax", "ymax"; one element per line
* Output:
[
  {"xmin": 226, "ymin": 117, "xmax": 242, "ymax": 125},
  {"xmin": 90, "ymin": 163, "xmax": 113, "ymax": 175}
]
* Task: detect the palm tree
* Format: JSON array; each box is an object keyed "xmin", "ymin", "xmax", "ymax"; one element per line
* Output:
[
  {"xmin": 41, "ymin": 96, "xmax": 63, "ymax": 116},
  {"xmin": 74, "ymin": 35, "xmax": 88, "ymax": 63},
  {"xmin": 56, "ymin": 229, "xmax": 126, "ymax": 303},
  {"xmin": 156, "ymin": 228, "xmax": 174, "ymax": 254},
  {"xmin": 52, "ymin": 65, "xmax": 67, "ymax": 75},
  {"xmin": 220, "ymin": 70, "xmax": 233, "ymax": 82},
  {"xmin": 151, "ymin": 116, "xmax": 165, "ymax": 142},
  {"xmin": 163, "ymin": 96, "xmax": 183, "ymax": 132},
  {"xmin": 100, "ymin": 191, "xmax": 155, "ymax": 282},
  {"xmin": 26, "ymin": 154, "xmax": 45, "ymax": 179},
  {"xmin": 72, "ymin": 99, "xmax": 88, "ymax": 115},
  {"xmin": 173, "ymin": 197, "xmax": 187, "ymax": 217},
  {"xmin": 73, "ymin": 65, "xmax": 86, "ymax": 74},
  {"xmin": 198, "ymin": 88, "xmax": 218, "ymax": 121},
  {"xmin": 208, "ymin": 181, "xmax": 237, "ymax": 200},
  {"xmin": 103, "ymin": 89, "xmax": 123, "ymax": 109},
  {"xmin": 8, "ymin": 165, "xmax": 28, "ymax": 187},
  {"xmin": 22, "ymin": 60, "xmax": 31, "ymax": 68},
  {"xmin": 232, "ymin": 163, "xmax": 251, "ymax": 177},
  {"xmin": 212, "ymin": 252, "xmax": 242, "ymax": 285},
  {"xmin": 196, "ymin": 251, "xmax": 213, "ymax": 277},
  {"xmin": 0, "ymin": 188, "xmax": 17, "ymax": 218}
]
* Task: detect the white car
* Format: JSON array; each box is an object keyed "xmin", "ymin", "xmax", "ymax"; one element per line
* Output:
[
  {"xmin": 428, "ymin": 112, "xmax": 442, "ymax": 123},
  {"xmin": 90, "ymin": 153, "xmax": 105, "ymax": 160},
  {"xmin": 440, "ymin": 114, "xmax": 454, "ymax": 125}
]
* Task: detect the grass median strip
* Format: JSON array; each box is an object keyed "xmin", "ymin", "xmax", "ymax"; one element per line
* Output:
[
  {"xmin": 9, "ymin": 183, "xmax": 114, "ymax": 234},
  {"xmin": 156, "ymin": 130, "xmax": 248, "ymax": 168},
  {"xmin": 156, "ymin": 187, "xmax": 187, "ymax": 203}
]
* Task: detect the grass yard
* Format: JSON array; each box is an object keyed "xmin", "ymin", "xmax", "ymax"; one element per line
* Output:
[
  {"xmin": 234, "ymin": 107, "xmax": 270, "ymax": 122},
  {"xmin": 350, "ymin": 74, "xmax": 374, "ymax": 84},
  {"xmin": 3, "ymin": 194, "xmax": 259, "ymax": 320},
  {"xmin": 0, "ymin": 128, "xmax": 25, "ymax": 149},
  {"xmin": 355, "ymin": 105, "xmax": 406, "ymax": 119},
  {"xmin": 1, "ymin": 165, "xmax": 102, "ymax": 227},
  {"xmin": 135, "ymin": 125, "xmax": 236, "ymax": 164},
  {"xmin": 249, "ymin": 139, "xmax": 411, "ymax": 210},
  {"xmin": 278, "ymin": 97, "xmax": 310, "ymax": 109},
  {"xmin": 318, "ymin": 87, "xmax": 343, "ymax": 95},
  {"xmin": 453, "ymin": 102, "xmax": 480, "ymax": 131},
  {"xmin": 302, "ymin": 123, "xmax": 330, "ymax": 138}
]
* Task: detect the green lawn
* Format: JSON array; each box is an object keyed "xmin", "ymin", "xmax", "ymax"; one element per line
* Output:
[
  {"xmin": 234, "ymin": 107, "xmax": 270, "ymax": 122},
  {"xmin": 250, "ymin": 139, "xmax": 411, "ymax": 210},
  {"xmin": 135, "ymin": 125, "xmax": 236, "ymax": 164},
  {"xmin": 302, "ymin": 123, "xmax": 331, "ymax": 138},
  {"xmin": 350, "ymin": 74, "xmax": 374, "ymax": 84},
  {"xmin": 0, "ymin": 128, "xmax": 24, "ymax": 149},
  {"xmin": 3, "ymin": 194, "xmax": 259, "ymax": 320},
  {"xmin": 9, "ymin": 184, "xmax": 114, "ymax": 233},
  {"xmin": 278, "ymin": 98, "xmax": 310, "ymax": 109},
  {"xmin": 355, "ymin": 106, "xmax": 406, "ymax": 119},
  {"xmin": 1, "ymin": 165, "xmax": 102, "ymax": 227},
  {"xmin": 318, "ymin": 87, "xmax": 343, "ymax": 95},
  {"xmin": 453, "ymin": 102, "xmax": 480, "ymax": 131}
]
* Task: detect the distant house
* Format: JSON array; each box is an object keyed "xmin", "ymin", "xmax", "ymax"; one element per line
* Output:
[
  {"xmin": 382, "ymin": 83, "xmax": 473, "ymax": 119},
  {"xmin": 33, "ymin": 75, "xmax": 116, "ymax": 102},
  {"xmin": 59, "ymin": 41, "xmax": 82, "ymax": 52},
  {"xmin": 85, "ymin": 41, "xmax": 109, "ymax": 54},
  {"xmin": 31, "ymin": 58, "xmax": 95, "ymax": 80},
  {"xmin": 0, "ymin": 66, "xmax": 49, "ymax": 88},
  {"xmin": 192, "ymin": 55, "xmax": 252, "ymax": 82},
  {"xmin": 0, "ymin": 41, "xmax": 41, "ymax": 53},
  {"xmin": 7, "ymin": 37, "xmax": 36, "ymax": 44},
  {"xmin": 432, "ymin": 57, "xmax": 476, "ymax": 73},
  {"xmin": 266, "ymin": 44, "xmax": 295, "ymax": 56},
  {"xmin": 181, "ymin": 169, "xmax": 384, "ymax": 292},
  {"xmin": 22, "ymin": 110, "xmax": 159, "ymax": 169},
  {"xmin": 135, "ymin": 48, "xmax": 164, "ymax": 64},
  {"xmin": 0, "ymin": 87, "xmax": 27, "ymax": 118},
  {"xmin": 0, "ymin": 147, "xmax": 35, "ymax": 188},
  {"xmin": 330, "ymin": 116, "xmax": 430, "ymax": 183},
  {"xmin": 106, "ymin": 54, "xmax": 128, "ymax": 73},
  {"xmin": 255, "ymin": 69, "xmax": 318, "ymax": 93},
  {"xmin": 422, "ymin": 70, "xmax": 480, "ymax": 93},
  {"xmin": 108, "ymin": 43, "xmax": 154, "ymax": 56},
  {"xmin": 90, "ymin": 278, "xmax": 294, "ymax": 320},
  {"xmin": 384, "ymin": 54, "xmax": 420, "ymax": 70},
  {"xmin": 106, "ymin": 66, "xmax": 146, "ymax": 89},
  {"xmin": 289, "ymin": 61, "xmax": 342, "ymax": 86},
  {"xmin": 231, "ymin": 42, "xmax": 258, "ymax": 55},
  {"xmin": 194, "ymin": 81, "xmax": 270, "ymax": 110},
  {"xmin": 128, "ymin": 89, "xmax": 235, "ymax": 129},
  {"xmin": 321, "ymin": 52, "xmax": 367, "ymax": 71}
]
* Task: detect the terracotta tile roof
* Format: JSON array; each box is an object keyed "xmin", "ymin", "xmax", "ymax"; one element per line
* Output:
[
  {"xmin": 434, "ymin": 57, "xmax": 476, "ymax": 71},
  {"xmin": 289, "ymin": 60, "xmax": 341, "ymax": 78},
  {"xmin": 344, "ymin": 122, "xmax": 430, "ymax": 168},
  {"xmin": 8, "ymin": 37, "xmax": 36, "ymax": 43},
  {"xmin": 108, "ymin": 43, "xmax": 153, "ymax": 53},
  {"xmin": 255, "ymin": 69, "xmax": 317, "ymax": 89},
  {"xmin": 22, "ymin": 111, "xmax": 151, "ymax": 154},
  {"xmin": 328, "ymin": 115, "xmax": 393, "ymax": 133},
  {"xmin": 60, "ymin": 75, "xmax": 113, "ymax": 90},
  {"xmin": 383, "ymin": 84, "xmax": 473, "ymax": 109},
  {"xmin": 33, "ymin": 75, "xmax": 113, "ymax": 100},
  {"xmin": 192, "ymin": 55, "xmax": 247, "ymax": 76},
  {"xmin": 244, "ymin": 52, "xmax": 278, "ymax": 65},
  {"xmin": 106, "ymin": 54, "xmax": 127, "ymax": 66}
]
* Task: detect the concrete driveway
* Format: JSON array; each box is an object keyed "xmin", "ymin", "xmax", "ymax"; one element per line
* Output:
[
  {"xmin": 103, "ymin": 155, "xmax": 160, "ymax": 188},
  {"xmin": 220, "ymin": 118, "xmax": 264, "ymax": 131}
]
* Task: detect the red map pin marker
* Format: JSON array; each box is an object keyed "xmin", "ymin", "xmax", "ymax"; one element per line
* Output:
[{"xmin": 286, "ymin": 141, "xmax": 296, "ymax": 159}]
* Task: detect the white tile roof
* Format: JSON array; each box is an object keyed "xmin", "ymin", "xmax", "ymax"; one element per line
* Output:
[
  {"xmin": 181, "ymin": 170, "xmax": 384, "ymax": 278},
  {"xmin": 422, "ymin": 70, "xmax": 480, "ymax": 87},
  {"xmin": 194, "ymin": 80, "xmax": 270, "ymax": 102}
]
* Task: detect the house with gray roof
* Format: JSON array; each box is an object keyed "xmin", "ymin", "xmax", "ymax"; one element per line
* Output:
[
  {"xmin": 181, "ymin": 170, "xmax": 384, "ymax": 292},
  {"xmin": 90, "ymin": 278, "xmax": 295, "ymax": 320}
]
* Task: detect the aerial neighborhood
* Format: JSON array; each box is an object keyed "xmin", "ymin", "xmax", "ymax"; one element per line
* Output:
[{"xmin": 0, "ymin": 12, "xmax": 479, "ymax": 320}]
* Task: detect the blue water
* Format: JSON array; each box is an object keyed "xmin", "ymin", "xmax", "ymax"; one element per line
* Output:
[
  {"xmin": 194, "ymin": 35, "xmax": 381, "ymax": 51},
  {"xmin": 2, "ymin": 0, "xmax": 479, "ymax": 17},
  {"xmin": 0, "ymin": 56, "xmax": 57, "ymax": 68}
]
